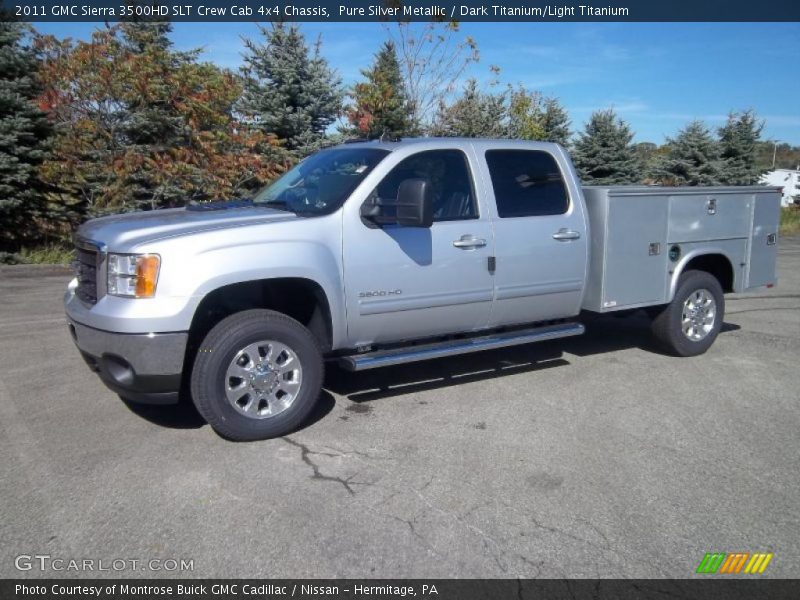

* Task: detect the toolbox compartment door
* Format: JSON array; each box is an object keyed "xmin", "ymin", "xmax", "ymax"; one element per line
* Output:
[
  {"xmin": 602, "ymin": 195, "xmax": 669, "ymax": 308},
  {"xmin": 667, "ymin": 193, "xmax": 751, "ymax": 243},
  {"xmin": 582, "ymin": 188, "xmax": 670, "ymax": 312}
]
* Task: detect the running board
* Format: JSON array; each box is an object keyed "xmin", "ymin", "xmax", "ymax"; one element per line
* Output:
[{"xmin": 338, "ymin": 322, "xmax": 585, "ymax": 372}]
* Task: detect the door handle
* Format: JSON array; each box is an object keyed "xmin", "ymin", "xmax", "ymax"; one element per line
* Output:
[
  {"xmin": 552, "ymin": 229, "xmax": 581, "ymax": 241},
  {"xmin": 453, "ymin": 235, "xmax": 487, "ymax": 249}
]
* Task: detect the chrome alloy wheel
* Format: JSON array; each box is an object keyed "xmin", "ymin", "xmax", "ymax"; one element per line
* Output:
[
  {"xmin": 224, "ymin": 341, "xmax": 303, "ymax": 419},
  {"xmin": 681, "ymin": 288, "xmax": 717, "ymax": 342}
]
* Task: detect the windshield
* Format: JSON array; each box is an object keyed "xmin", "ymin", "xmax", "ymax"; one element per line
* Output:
[{"xmin": 253, "ymin": 147, "xmax": 390, "ymax": 215}]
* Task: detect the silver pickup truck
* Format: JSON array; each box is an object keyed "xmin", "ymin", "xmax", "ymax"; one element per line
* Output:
[{"xmin": 65, "ymin": 138, "xmax": 780, "ymax": 440}]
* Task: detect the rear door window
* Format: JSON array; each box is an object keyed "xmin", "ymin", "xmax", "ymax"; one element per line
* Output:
[{"xmin": 485, "ymin": 150, "xmax": 569, "ymax": 218}]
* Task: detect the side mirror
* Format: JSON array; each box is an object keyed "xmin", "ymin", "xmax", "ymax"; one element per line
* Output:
[
  {"xmin": 359, "ymin": 195, "xmax": 396, "ymax": 225},
  {"xmin": 396, "ymin": 178, "xmax": 433, "ymax": 228}
]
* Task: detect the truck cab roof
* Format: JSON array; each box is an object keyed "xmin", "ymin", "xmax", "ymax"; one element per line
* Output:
[{"xmin": 335, "ymin": 137, "xmax": 565, "ymax": 153}]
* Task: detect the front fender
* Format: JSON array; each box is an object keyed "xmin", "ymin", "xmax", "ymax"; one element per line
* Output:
[{"xmin": 187, "ymin": 241, "xmax": 346, "ymax": 347}]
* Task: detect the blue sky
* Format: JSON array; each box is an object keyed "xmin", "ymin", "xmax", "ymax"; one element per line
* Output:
[{"xmin": 36, "ymin": 21, "xmax": 800, "ymax": 144}]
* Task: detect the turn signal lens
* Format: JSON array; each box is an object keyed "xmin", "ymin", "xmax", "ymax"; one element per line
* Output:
[{"xmin": 134, "ymin": 255, "xmax": 160, "ymax": 298}]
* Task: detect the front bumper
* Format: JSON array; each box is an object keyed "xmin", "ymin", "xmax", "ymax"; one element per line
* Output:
[{"xmin": 67, "ymin": 319, "xmax": 188, "ymax": 405}]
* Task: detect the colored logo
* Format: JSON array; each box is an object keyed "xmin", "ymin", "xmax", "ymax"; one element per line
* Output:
[{"xmin": 696, "ymin": 552, "xmax": 773, "ymax": 574}]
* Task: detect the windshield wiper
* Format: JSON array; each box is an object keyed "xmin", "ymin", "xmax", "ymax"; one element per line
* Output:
[
  {"xmin": 262, "ymin": 200, "xmax": 319, "ymax": 217},
  {"xmin": 260, "ymin": 200, "xmax": 295, "ymax": 213}
]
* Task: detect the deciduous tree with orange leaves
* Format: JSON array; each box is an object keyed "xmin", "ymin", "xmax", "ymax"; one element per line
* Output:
[{"xmin": 36, "ymin": 21, "xmax": 288, "ymax": 222}]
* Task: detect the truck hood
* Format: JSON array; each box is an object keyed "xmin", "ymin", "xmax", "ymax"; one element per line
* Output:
[{"xmin": 77, "ymin": 202, "xmax": 298, "ymax": 251}]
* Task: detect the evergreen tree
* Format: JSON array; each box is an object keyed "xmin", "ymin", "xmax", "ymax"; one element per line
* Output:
[
  {"xmin": 430, "ymin": 79, "xmax": 507, "ymax": 138},
  {"xmin": 718, "ymin": 110, "xmax": 764, "ymax": 185},
  {"xmin": 506, "ymin": 89, "xmax": 570, "ymax": 146},
  {"xmin": 540, "ymin": 97, "xmax": 571, "ymax": 147},
  {"xmin": 117, "ymin": 21, "xmax": 198, "ymax": 210},
  {"xmin": 654, "ymin": 120, "xmax": 722, "ymax": 185},
  {"xmin": 572, "ymin": 109, "xmax": 641, "ymax": 184},
  {"xmin": 0, "ymin": 19, "xmax": 52, "ymax": 251},
  {"xmin": 346, "ymin": 41, "xmax": 411, "ymax": 139},
  {"xmin": 239, "ymin": 24, "xmax": 343, "ymax": 156}
]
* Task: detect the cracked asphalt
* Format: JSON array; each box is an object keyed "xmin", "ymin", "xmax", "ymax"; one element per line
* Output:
[{"xmin": 1, "ymin": 238, "xmax": 799, "ymax": 579}]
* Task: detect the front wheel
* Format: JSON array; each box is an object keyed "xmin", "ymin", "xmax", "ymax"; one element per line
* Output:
[
  {"xmin": 651, "ymin": 270, "xmax": 725, "ymax": 357},
  {"xmin": 190, "ymin": 309, "xmax": 323, "ymax": 441}
]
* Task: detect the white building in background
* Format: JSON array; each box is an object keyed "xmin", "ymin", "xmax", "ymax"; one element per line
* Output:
[{"xmin": 761, "ymin": 169, "xmax": 800, "ymax": 207}]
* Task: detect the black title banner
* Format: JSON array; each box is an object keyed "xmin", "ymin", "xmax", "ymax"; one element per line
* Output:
[
  {"xmin": 3, "ymin": 0, "xmax": 800, "ymax": 22},
  {"xmin": 3, "ymin": 580, "xmax": 800, "ymax": 600}
]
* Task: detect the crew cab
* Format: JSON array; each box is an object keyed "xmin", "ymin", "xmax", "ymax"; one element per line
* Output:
[{"xmin": 65, "ymin": 139, "xmax": 781, "ymax": 440}]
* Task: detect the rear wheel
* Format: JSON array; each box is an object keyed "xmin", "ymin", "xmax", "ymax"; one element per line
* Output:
[
  {"xmin": 190, "ymin": 309, "xmax": 323, "ymax": 441},
  {"xmin": 651, "ymin": 270, "xmax": 725, "ymax": 357}
]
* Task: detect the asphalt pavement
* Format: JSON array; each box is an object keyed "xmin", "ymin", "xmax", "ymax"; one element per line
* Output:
[{"xmin": 1, "ymin": 239, "xmax": 798, "ymax": 579}]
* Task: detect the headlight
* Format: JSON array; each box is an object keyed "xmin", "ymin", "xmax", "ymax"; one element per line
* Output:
[{"xmin": 107, "ymin": 254, "xmax": 160, "ymax": 298}]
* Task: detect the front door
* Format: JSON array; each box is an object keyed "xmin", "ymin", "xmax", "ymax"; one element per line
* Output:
[{"xmin": 342, "ymin": 148, "xmax": 494, "ymax": 346}]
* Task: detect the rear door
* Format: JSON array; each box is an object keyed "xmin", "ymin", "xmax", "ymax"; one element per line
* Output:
[{"xmin": 474, "ymin": 144, "xmax": 589, "ymax": 327}]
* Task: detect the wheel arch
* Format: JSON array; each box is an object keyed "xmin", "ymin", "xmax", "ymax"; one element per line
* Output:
[
  {"xmin": 185, "ymin": 277, "xmax": 334, "ymax": 372},
  {"xmin": 669, "ymin": 250, "xmax": 735, "ymax": 301}
]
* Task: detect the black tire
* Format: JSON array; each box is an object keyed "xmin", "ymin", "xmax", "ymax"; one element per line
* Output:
[
  {"xmin": 651, "ymin": 270, "xmax": 725, "ymax": 357},
  {"xmin": 190, "ymin": 309, "xmax": 323, "ymax": 441}
]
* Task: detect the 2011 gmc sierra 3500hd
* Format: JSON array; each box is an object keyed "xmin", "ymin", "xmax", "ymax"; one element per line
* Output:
[{"xmin": 65, "ymin": 138, "xmax": 780, "ymax": 440}]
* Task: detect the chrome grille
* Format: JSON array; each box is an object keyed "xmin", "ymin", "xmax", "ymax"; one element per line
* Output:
[{"xmin": 74, "ymin": 244, "xmax": 99, "ymax": 305}]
